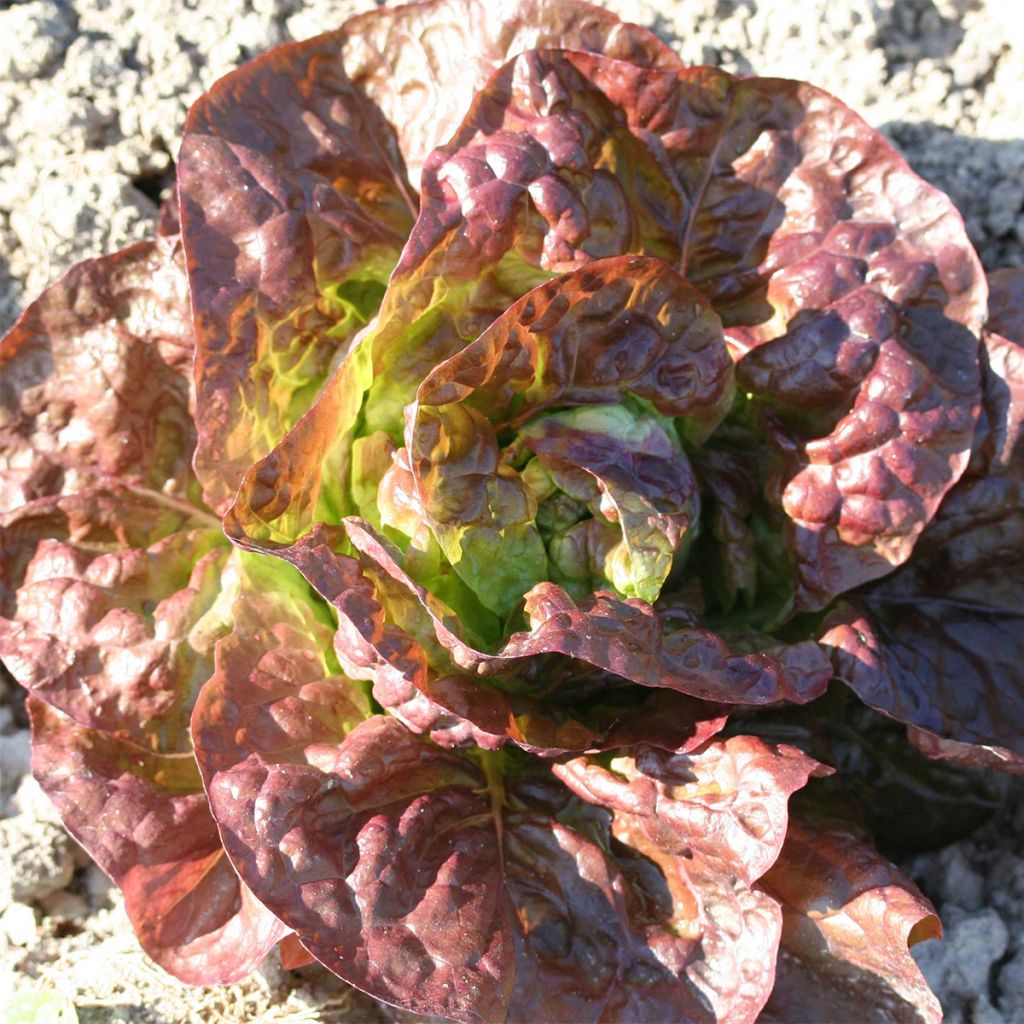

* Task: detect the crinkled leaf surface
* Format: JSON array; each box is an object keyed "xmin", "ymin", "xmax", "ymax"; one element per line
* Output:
[
  {"xmin": 0, "ymin": 239, "xmax": 194, "ymax": 515},
  {"xmin": 28, "ymin": 699, "xmax": 288, "ymax": 984},
  {"xmin": 194, "ymin": 677, "xmax": 818, "ymax": 1024},
  {"xmin": 759, "ymin": 817, "xmax": 941, "ymax": 1024},
  {"xmin": 340, "ymin": 517, "xmax": 831, "ymax": 706},
  {"xmin": 226, "ymin": 45, "xmax": 983, "ymax": 615},
  {"xmin": 550, "ymin": 738, "xmax": 824, "ymax": 1023},
  {"xmin": 403, "ymin": 255, "xmax": 730, "ymax": 613},
  {"xmin": 180, "ymin": 0, "xmax": 677, "ymax": 514},
  {"xmin": 178, "ymin": 32, "xmax": 413, "ymax": 514},
  {"xmin": 0, "ymin": 236, "xmax": 295, "ymax": 983},
  {"xmin": 339, "ymin": 0, "xmax": 681, "ymax": 186},
  {"xmin": 554, "ymin": 736, "xmax": 826, "ymax": 885},
  {"xmin": 1, "ymin": 516, "xmax": 227, "ymax": 741},
  {"xmin": 1, "ymin": 490, "xmax": 290, "ymax": 982},
  {"xmin": 822, "ymin": 271, "xmax": 1024, "ymax": 759}
]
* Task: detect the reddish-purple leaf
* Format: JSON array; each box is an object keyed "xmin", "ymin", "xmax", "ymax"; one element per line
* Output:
[
  {"xmin": 339, "ymin": 0, "xmax": 681, "ymax": 187},
  {"xmin": 906, "ymin": 727, "xmax": 1024, "ymax": 774},
  {"xmin": 760, "ymin": 817, "xmax": 942, "ymax": 1024},
  {"xmin": 0, "ymin": 239, "xmax": 195, "ymax": 515},
  {"xmin": 193, "ymin": 685, "xmax": 814, "ymax": 1023},
  {"xmin": 28, "ymin": 699, "xmax": 286, "ymax": 984},
  {"xmin": 0, "ymin": 492, "xmax": 227, "ymax": 742},
  {"xmin": 179, "ymin": 0, "xmax": 678, "ymax": 514},
  {"xmin": 554, "ymin": 736, "xmax": 825, "ymax": 885},
  {"xmin": 822, "ymin": 272, "xmax": 1024, "ymax": 759}
]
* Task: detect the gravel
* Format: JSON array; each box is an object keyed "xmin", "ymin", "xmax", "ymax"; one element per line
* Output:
[{"xmin": 1, "ymin": 1, "xmax": 1022, "ymax": 1021}]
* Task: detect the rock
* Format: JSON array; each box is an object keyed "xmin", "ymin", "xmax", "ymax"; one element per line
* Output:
[
  {"xmin": 987, "ymin": 180, "xmax": 1024, "ymax": 238},
  {"xmin": 40, "ymin": 890, "xmax": 89, "ymax": 921},
  {"xmin": 968, "ymin": 994, "xmax": 1006, "ymax": 1024},
  {"xmin": 1, "ymin": 901, "xmax": 38, "ymax": 946},
  {"xmin": 997, "ymin": 949, "xmax": 1024, "ymax": 1021},
  {"xmin": 83, "ymin": 863, "xmax": 116, "ymax": 910},
  {"xmin": 989, "ymin": 850, "xmax": 1024, "ymax": 921},
  {"xmin": 61, "ymin": 34, "xmax": 127, "ymax": 94},
  {"xmin": 0, "ymin": 0, "xmax": 74, "ymax": 82},
  {"xmin": 0, "ymin": 814, "xmax": 75, "ymax": 906},
  {"xmin": 11, "ymin": 774, "xmax": 62, "ymax": 824},
  {"xmin": 914, "ymin": 908, "xmax": 1010, "ymax": 1004},
  {"xmin": 0, "ymin": 730, "xmax": 31, "ymax": 797},
  {"xmin": 933, "ymin": 846, "xmax": 987, "ymax": 913}
]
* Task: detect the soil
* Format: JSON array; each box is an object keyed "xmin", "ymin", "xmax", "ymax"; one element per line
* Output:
[{"xmin": 1, "ymin": 1, "xmax": 1022, "ymax": 1022}]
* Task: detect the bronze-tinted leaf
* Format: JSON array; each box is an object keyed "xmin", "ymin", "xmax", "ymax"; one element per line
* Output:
[
  {"xmin": 760, "ymin": 817, "xmax": 941, "ymax": 1024},
  {"xmin": 28, "ymin": 699, "xmax": 288, "ymax": 984},
  {"xmin": 339, "ymin": 0, "xmax": 681, "ymax": 186},
  {"xmin": 822, "ymin": 278, "xmax": 1024, "ymax": 759},
  {"xmin": 554, "ymin": 736, "xmax": 825, "ymax": 885},
  {"xmin": 178, "ymin": 33, "xmax": 412, "ymax": 514},
  {"xmin": 180, "ymin": 0, "xmax": 677, "ymax": 514},
  {"xmin": 0, "ymin": 239, "xmax": 195, "ymax": 515}
]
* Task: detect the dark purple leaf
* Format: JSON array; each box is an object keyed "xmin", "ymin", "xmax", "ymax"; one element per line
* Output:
[{"xmin": 822, "ymin": 273, "xmax": 1024, "ymax": 759}]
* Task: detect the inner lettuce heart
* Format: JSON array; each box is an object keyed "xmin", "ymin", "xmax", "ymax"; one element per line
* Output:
[
  {"xmin": 2, "ymin": 1, "xmax": 1020, "ymax": 1022},
  {"xmin": 382, "ymin": 255, "xmax": 732, "ymax": 615}
]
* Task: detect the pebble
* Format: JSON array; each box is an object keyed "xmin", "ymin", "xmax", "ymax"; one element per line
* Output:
[
  {"xmin": 914, "ymin": 908, "xmax": 1010, "ymax": 1003},
  {"xmin": 931, "ymin": 845, "xmax": 987, "ymax": 913},
  {"xmin": 83, "ymin": 863, "xmax": 116, "ymax": 910},
  {"xmin": 0, "ymin": 0, "xmax": 73, "ymax": 81},
  {"xmin": 1, "ymin": 901, "xmax": 39, "ymax": 947},
  {"xmin": 0, "ymin": 814, "xmax": 75, "ymax": 907},
  {"xmin": 0, "ymin": 730, "xmax": 31, "ymax": 798},
  {"xmin": 40, "ymin": 890, "xmax": 90, "ymax": 922},
  {"xmin": 996, "ymin": 949, "xmax": 1024, "ymax": 1022}
]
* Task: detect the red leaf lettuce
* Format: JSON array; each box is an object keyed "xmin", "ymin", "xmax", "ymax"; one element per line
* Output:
[{"xmin": 1, "ymin": 1, "xmax": 1019, "ymax": 1020}]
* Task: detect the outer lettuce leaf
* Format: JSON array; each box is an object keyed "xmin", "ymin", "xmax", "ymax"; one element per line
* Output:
[
  {"xmin": 553, "ymin": 737, "xmax": 827, "ymax": 885},
  {"xmin": 0, "ymin": 238, "xmax": 306, "ymax": 983},
  {"xmin": 339, "ymin": 0, "xmax": 681, "ymax": 187},
  {"xmin": 179, "ymin": 0, "xmax": 678, "ymax": 515},
  {"xmin": 551, "ymin": 738, "xmax": 825, "ymax": 1023},
  {"xmin": 178, "ymin": 34, "xmax": 413, "ymax": 515},
  {"xmin": 822, "ymin": 270, "xmax": 1024, "ymax": 761},
  {"xmin": 0, "ymin": 239, "xmax": 195, "ymax": 515},
  {"xmin": 739, "ymin": 288, "xmax": 982, "ymax": 609},
  {"xmin": 759, "ymin": 817, "xmax": 941, "ymax": 1024},
  {"xmin": 0, "ymin": 492, "xmax": 292, "ymax": 981},
  {"xmin": 906, "ymin": 727, "xmax": 1024, "ymax": 775},
  {"xmin": 27, "ymin": 699, "xmax": 288, "ymax": 984},
  {"xmin": 192, "ymin": 685, "xmax": 820, "ymax": 1023},
  {"xmin": 1, "ymin": 516, "xmax": 227, "ymax": 742}
]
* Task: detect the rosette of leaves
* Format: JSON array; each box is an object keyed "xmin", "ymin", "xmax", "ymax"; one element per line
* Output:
[{"xmin": 1, "ymin": 1, "xmax": 1021, "ymax": 1021}]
